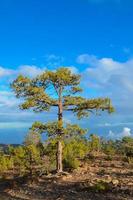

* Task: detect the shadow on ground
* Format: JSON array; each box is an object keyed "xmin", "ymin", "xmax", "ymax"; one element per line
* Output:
[{"xmin": 0, "ymin": 175, "xmax": 132, "ymax": 200}]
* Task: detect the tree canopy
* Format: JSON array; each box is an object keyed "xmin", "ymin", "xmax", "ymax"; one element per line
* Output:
[{"xmin": 11, "ymin": 67, "xmax": 114, "ymax": 117}]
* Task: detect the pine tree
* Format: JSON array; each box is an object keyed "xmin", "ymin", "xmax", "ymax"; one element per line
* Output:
[{"xmin": 11, "ymin": 67, "xmax": 114, "ymax": 173}]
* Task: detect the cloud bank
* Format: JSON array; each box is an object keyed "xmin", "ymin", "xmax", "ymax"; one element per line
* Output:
[
  {"xmin": 77, "ymin": 54, "xmax": 133, "ymax": 111},
  {"xmin": 108, "ymin": 127, "xmax": 132, "ymax": 139}
]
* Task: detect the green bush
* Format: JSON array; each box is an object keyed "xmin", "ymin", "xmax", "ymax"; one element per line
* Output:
[
  {"xmin": 102, "ymin": 140, "xmax": 116, "ymax": 156},
  {"xmin": 8, "ymin": 144, "xmax": 42, "ymax": 176},
  {"xmin": 105, "ymin": 155, "xmax": 113, "ymax": 161},
  {"xmin": 63, "ymin": 137, "xmax": 88, "ymax": 170},
  {"xmin": 92, "ymin": 181, "xmax": 110, "ymax": 192},
  {"xmin": 63, "ymin": 156, "xmax": 80, "ymax": 169},
  {"xmin": 0, "ymin": 155, "xmax": 13, "ymax": 173},
  {"xmin": 88, "ymin": 134, "xmax": 101, "ymax": 153},
  {"xmin": 97, "ymin": 169, "xmax": 105, "ymax": 175}
]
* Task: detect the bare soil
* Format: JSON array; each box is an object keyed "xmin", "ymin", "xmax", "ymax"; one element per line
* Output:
[{"xmin": 0, "ymin": 156, "xmax": 133, "ymax": 200}]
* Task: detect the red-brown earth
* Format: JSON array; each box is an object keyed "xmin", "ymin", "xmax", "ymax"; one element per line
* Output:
[{"xmin": 0, "ymin": 156, "xmax": 133, "ymax": 200}]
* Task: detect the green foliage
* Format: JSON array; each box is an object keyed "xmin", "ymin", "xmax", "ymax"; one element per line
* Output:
[
  {"xmin": 75, "ymin": 98, "xmax": 114, "ymax": 119},
  {"xmin": 8, "ymin": 144, "xmax": 42, "ymax": 176},
  {"xmin": 64, "ymin": 97, "xmax": 114, "ymax": 119},
  {"xmin": 122, "ymin": 136, "xmax": 133, "ymax": 143},
  {"xmin": 31, "ymin": 121, "xmax": 87, "ymax": 139},
  {"xmin": 105, "ymin": 155, "xmax": 113, "ymax": 161},
  {"xmin": 11, "ymin": 67, "xmax": 114, "ymax": 122},
  {"xmin": 42, "ymin": 136, "xmax": 88, "ymax": 170},
  {"xmin": 11, "ymin": 68, "xmax": 82, "ymax": 112},
  {"xmin": 121, "ymin": 137, "xmax": 133, "ymax": 163},
  {"xmin": 63, "ymin": 137, "xmax": 88, "ymax": 169},
  {"xmin": 25, "ymin": 145, "xmax": 42, "ymax": 176},
  {"xmin": 11, "ymin": 146, "xmax": 26, "ymax": 174},
  {"xmin": 92, "ymin": 181, "xmax": 110, "ymax": 192},
  {"xmin": 97, "ymin": 169, "xmax": 105, "ymax": 176},
  {"xmin": 102, "ymin": 140, "xmax": 116, "ymax": 156},
  {"xmin": 0, "ymin": 155, "xmax": 13, "ymax": 175},
  {"xmin": 63, "ymin": 156, "xmax": 80, "ymax": 170},
  {"xmin": 88, "ymin": 134, "xmax": 101, "ymax": 153}
]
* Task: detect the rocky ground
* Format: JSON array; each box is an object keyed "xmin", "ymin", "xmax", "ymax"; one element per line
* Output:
[{"xmin": 0, "ymin": 156, "xmax": 133, "ymax": 200}]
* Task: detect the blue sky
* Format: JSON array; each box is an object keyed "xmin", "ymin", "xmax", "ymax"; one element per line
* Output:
[{"xmin": 0, "ymin": 0, "xmax": 133, "ymax": 143}]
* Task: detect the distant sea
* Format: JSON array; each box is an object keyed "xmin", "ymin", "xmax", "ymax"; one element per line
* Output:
[{"xmin": 0, "ymin": 124, "xmax": 132, "ymax": 144}]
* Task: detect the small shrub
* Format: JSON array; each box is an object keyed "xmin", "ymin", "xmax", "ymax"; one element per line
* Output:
[
  {"xmin": 63, "ymin": 137, "xmax": 88, "ymax": 170},
  {"xmin": 97, "ymin": 169, "xmax": 105, "ymax": 175},
  {"xmin": 88, "ymin": 153, "xmax": 95, "ymax": 161},
  {"xmin": 123, "ymin": 156, "xmax": 133, "ymax": 163},
  {"xmin": 88, "ymin": 134, "xmax": 101, "ymax": 153},
  {"xmin": 127, "ymin": 157, "xmax": 133, "ymax": 164},
  {"xmin": 0, "ymin": 155, "xmax": 14, "ymax": 176},
  {"xmin": 92, "ymin": 181, "xmax": 110, "ymax": 192},
  {"xmin": 110, "ymin": 163, "xmax": 115, "ymax": 167},
  {"xmin": 105, "ymin": 155, "xmax": 112, "ymax": 161},
  {"xmin": 102, "ymin": 140, "xmax": 116, "ymax": 157},
  {"xmin": 63, "ymin": 156, "xmax": 80, "ymax": 170}
]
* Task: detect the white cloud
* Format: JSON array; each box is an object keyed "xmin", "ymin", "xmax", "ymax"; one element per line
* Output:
[
  {"xmin": 46, "ymin": 54, "xmax": 60, "ymax": 61},
  {"xmin": 108, "ymin": 127, "xmax": 132, "ymax": 139},
  {"xmin": 45, "ymin": 54, "xmax": 64, "ymax": 67},
  {"xmin": 77, "ymin": 54, "xmax": 133, "ymax": 112},
  {"xmin": 0, "ymin": 65, "xmax": 47, "ymax": 110},
  {"xmin": 0, "ymin": 66, "xmax": 14, "ymax": 77},
  {"xmin": 122, "ymin": 127, "xmax": 132, "ymax": 137},
  {"xmin": 0, "ymin": 65, "xmax": 46, "ymax": 79},
  {"xmin": 77, "ymin": 54, "xmax": 98, "ymax": 65},
  {"xmin": 98, "ymin": 122, "xmax": 133, "ymax": 127},
  {"xmin": 0, "ymin": 122, "xmax": 31, "ymax": 129},
  {"xmin": 0, "ymin": 90, "xmax": 19, "ymax": 107},
  {"xmin": 18, "ymin": 65, "xmax": 45, "ymax": 77},
  {"xmin": 67, "ymin": 66, "xmax": 79, "ymax": 74}
]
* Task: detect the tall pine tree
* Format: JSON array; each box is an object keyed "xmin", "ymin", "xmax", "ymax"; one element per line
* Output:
[{"xmin": 11, "ymin": 67, "xmax": 114, "ymax": 173}]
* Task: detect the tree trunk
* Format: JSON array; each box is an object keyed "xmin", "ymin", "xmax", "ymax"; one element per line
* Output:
[
  {"xmin": 57, "ymin": 140, "xmax": 63, "ymax": 173},
  {"xmin": 56, "ymin": 88, "xmax": 63, "ymax": 173}
]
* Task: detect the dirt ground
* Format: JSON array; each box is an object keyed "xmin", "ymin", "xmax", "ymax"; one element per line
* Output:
[{"xmin": 0, "ymin": 156, "xmax": 133, "ymax": 200}]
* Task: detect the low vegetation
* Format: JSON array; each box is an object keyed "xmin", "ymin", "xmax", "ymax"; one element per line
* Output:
[
  {"xmin": 0, "ymin": 134, "xmax": 133, "ymax": 199},
  {"xmin": 0, "ymin": 134, "xmax": 133, "ymax": 177}
]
